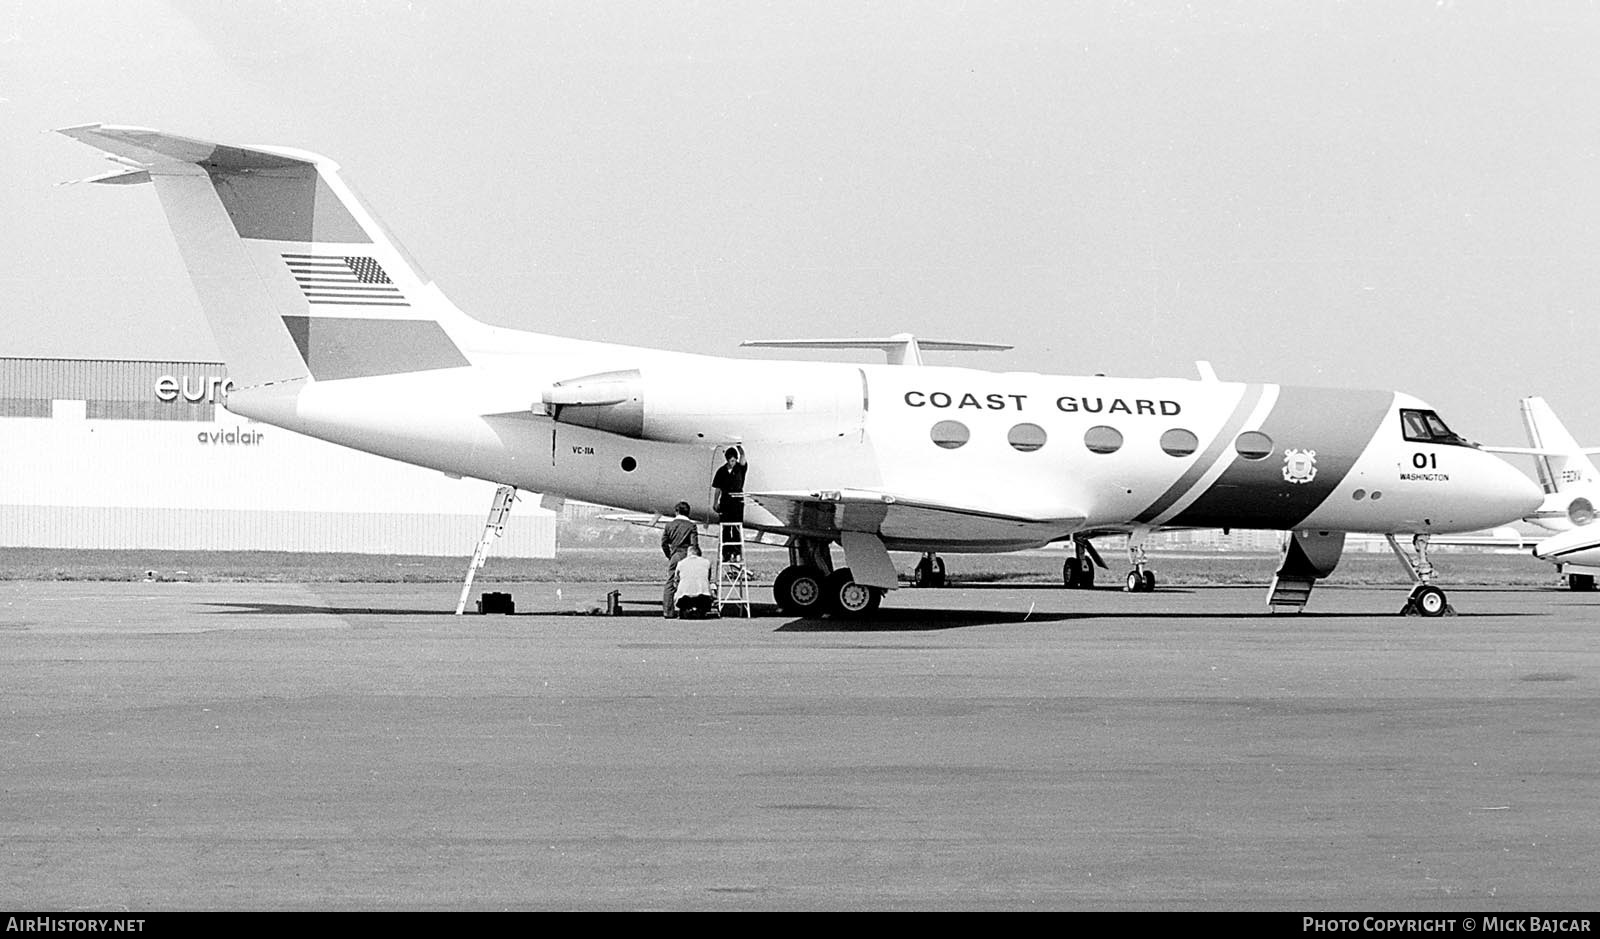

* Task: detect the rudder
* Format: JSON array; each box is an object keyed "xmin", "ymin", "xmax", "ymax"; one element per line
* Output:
[
  {"xmin": 1521, "ymin": 396, "xmax": 1599, "ymax": 494},
  {"xmin": 57, "ymin": 124, "xmax": 479, "ymax": 388}
]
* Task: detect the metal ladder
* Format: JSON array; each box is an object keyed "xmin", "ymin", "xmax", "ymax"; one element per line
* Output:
[
  {"xmin": 716, "ymin": 522, "xmax": 750, "ymax": 617},
  {"xmin": 454, "ymin": 485, "xmax": 517, "ymax": 615}
]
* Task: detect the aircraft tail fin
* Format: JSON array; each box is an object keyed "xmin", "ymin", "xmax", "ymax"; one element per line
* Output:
[
  {"xmin": 1520, "ymin": 396, "xmax": 1599, "ymax": 494},
  {"xmin": 56, "ymin": 124, "xmax": 483, "ymax": 389}
]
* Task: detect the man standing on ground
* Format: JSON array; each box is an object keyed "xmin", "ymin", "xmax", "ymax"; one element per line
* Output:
[{"xmin": 660, "ymin": 501, "xmax": 699, "ymax": 619}]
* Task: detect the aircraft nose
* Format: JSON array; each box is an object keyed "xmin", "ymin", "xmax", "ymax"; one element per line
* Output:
[{"xmin": 1484, "ymin": 455, "xmax": 1545, "ymax": 524}]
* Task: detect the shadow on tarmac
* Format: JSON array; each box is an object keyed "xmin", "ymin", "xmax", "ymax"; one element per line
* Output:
[
  {"xmin": 776, "ymin": 609, "xmax": 1080, "ymax": 631},
  {"xmin": 205, "ymin": 602, "xmax": 462, "ymax": 617},
  {"xmin": 200, "ymin": 596, "xmax": 1547, "ymax": 624}
]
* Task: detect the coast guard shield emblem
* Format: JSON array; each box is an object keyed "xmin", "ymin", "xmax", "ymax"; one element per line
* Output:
[{"xmin": 1282, "ymin": 449, "xmax": 1317, "ymax": 484}]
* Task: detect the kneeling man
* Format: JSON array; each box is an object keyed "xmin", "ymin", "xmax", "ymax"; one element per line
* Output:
[{"xmin": 673, "ymin": 545, "xmax": 715, "ymax": 619}]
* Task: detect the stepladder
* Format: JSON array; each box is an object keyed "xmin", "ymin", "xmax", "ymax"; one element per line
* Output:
[
  {"xmin": 716, "ymin": 522, "xmax": 750, "ymax": 617},
  {"xmin": 455, "ymin": 484, "xmax": 517, "ymax": 615}
]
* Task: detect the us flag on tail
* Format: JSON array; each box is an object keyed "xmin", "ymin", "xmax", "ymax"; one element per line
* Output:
[{"xmin": 283, "ymin": 254, "xmax": 410, "ymax": 307}]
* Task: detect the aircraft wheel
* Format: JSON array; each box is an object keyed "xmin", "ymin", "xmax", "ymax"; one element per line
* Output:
[
  {"xmin": 1142, "ymin": 570, "xmax": 1157, "ymax": 592},
  {"xmin": 1078, "ymin": 558, "xmax": 1095, "ymax": 589},
  {"xmin": 1568, "ymin": 573, "xmax": 1596, "ymax": 592},
  {"xmin": 825, "ymin": 568, "xmax": 881, "ymax": 617},
  {"xmin": 1413, "ymin": 585, "xmax": 1448, "ymax": 617},
  {"xmin": 931, "ymin": 556, "xmax": 946, "ymax": 587},
  {"xmin": 1125, "ymin": 570, "xmax": 1145, "ymax": 593},
  {"xmin": 773, "ymin": 565, "xmax": 826, "ymax": 615},
  {"xmin": 1063, "ymin": 558, "xmax": 1079, "ymax": 588}
]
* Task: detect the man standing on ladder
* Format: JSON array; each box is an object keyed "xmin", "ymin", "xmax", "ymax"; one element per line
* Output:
[
  {"xmin": 660, "ymin": 501, "xmax": 699, "ymax": 619},
  {"xmin": 711, "ymin": 447, "xmax": 747, "ymax": 525},
  {"xmin": 710, "ymin": 447, "xmax": 752, "ymax": 616},
  {"xmin": 711, "ymin": 447, "xmax": 748, "ymax": 563}
]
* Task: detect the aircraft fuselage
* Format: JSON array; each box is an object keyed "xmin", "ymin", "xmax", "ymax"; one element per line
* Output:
[{"xmin": 228, "ymin": 331, "xmax": 1537, "ymax": 552}]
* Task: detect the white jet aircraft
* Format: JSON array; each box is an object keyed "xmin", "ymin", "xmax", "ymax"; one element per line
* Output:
[
  {"xmin": 1484, "ymin": 397, "xmax": 1600, "ymax": 590},
  {"xmin": 55, "ymin": 124, "xmax": 1543, "ymax": 617}
]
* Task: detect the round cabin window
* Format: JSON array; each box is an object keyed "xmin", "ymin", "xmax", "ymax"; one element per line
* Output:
[
  {"xmin": 1008, "ymin": 423, "xmax": 1048, "ymax": 453},
  {"xmin": 1160, "ymin": 428, "xmax": 1199, "ymax": 457},
  {"xmin": 1084, "ymin": 425, "xmax": 1123, "ymax": 455},
  {"xmin": 930, "ymin": 420, "xmax": 970, "ymax": 450},
  {"xmin": 1234, "ymin": 431, "xmax": 1273, "ymax": 461}
]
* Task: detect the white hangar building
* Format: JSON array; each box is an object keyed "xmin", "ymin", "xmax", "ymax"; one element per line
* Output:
[{"xmin": 0, "ymin": 357, "xmax": 556, "ymax": 556}]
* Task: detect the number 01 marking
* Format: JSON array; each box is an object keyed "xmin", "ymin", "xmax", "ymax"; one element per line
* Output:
[{"xmin": 1412, "ymin": 452, "xmax": 1437, "ymax": 470}]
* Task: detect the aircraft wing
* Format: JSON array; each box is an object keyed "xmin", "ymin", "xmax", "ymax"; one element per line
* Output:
[
  {"xmin": 1481, "ymin": 445, "xmax": 1600, "ymax": 456},
  {"xmin": 740, "ymin": 333, "xmax": 1011, "ymax": 366},
  {"xmin": 746, "ymin": 488, "xmax": 1085, "ymax": 549},
  {"xmin": 598, "ymin": 512, "xmax": 793, "ymax": 546},
  {"xmin": 1397, "ymin": 526, "xmax": 1541, "ymax": 550}
]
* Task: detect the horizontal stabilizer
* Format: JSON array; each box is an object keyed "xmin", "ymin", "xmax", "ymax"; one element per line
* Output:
[
  {"xmin": 55, "ymin": 123, "xmax": 312, "ymax": 172},
  {"xmin": 57, "ymin": 167, "xmax": 151, "ymax": 187},
  {"xmin": 57, "ymin": 122, "xmax": 491, "ymax": 390}
]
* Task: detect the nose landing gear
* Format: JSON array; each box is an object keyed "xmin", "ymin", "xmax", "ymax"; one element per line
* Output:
[
  {"xmin": 1387, "ymin": 534, "xmax": 1456, "ymax": 617},
  {"xmin": 1123, "ymin": 529, "xmax": 1157, "ymax": 593}
]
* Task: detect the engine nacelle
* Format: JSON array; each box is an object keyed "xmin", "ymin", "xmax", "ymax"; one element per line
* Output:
[
  {"xmin": 542, "ymin": 370, "xmax": 646, "ymax": 437},
  {"xmin": 1529, "ymin": 490, "xmax": 1597, "ymax": 532},
  {"xmin": 541, "ymin": 364, "xmax": 865, "ymax": 444}
]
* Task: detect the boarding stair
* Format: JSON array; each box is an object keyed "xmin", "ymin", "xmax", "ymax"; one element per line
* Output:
[
  {"xmin": 1266, "ymin": 574, "xmax": 1317, "ymax": 612},
  {"xmin": 1265, "ymin": 530, "xmax": 1346, "ymax": 614}
]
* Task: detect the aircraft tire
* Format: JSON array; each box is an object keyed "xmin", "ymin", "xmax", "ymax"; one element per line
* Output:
[
  {"xmin": 1568, "ymin": 573, "xmax": 1596, "ymax": 592},
  {"xmin": 773, "ymin": 565, "xmax": 826, "ymax": 615},
  {"xmin": 1142, "ymin": 570, "xmax": 1157, "ymax": 591},
  {"xmin": 824, "ymin": 568, "xmax": 881, "ymax": 617},
  {"xmin": 1062, "ymin": 559, "xmax": 1079, "ymax": 588},
  {"xmin": 1413, "ymin": 585, "xmax": 1448, "ymax": 617},
  {"xmin": 1125, "ymin": 570, "xmax": 1145, "ymax": 593},
  {"xmin": 913, "ymin": 558, "xmax": 935, "ymax": 588},
  {"xmin": 931, "ymin": 556, "xmax": 946, "ymax": 587}
]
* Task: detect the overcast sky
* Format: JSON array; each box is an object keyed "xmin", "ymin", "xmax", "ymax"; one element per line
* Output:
[{"xmin": 5, "ymin": 1, "xmax": 1600, "ymax": 448}]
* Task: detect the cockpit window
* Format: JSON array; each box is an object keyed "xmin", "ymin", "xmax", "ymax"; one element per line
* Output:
[{"xmin": 1400, "ymin": 409, "xmax": 1470, "ymax": 447}]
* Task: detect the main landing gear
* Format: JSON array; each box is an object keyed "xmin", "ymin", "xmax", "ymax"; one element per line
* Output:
[
  {"xmin": 912, "ymin": 552, "xmax": 947, "ymax": 588},
  {"xmin": 1061, "ymin": 536, "xmax": 1102, "ymax": 589},
  {"xmin": 772, "ymin": 538, "xmax": 883, "ymax": 617},
  {"xmin": 1123, "ymin": 530, "xmax": 1157, "ymax": 593},
  {"xmin": 1386, "ymin": 533, "xmax": 1455, "ymax": 617}
]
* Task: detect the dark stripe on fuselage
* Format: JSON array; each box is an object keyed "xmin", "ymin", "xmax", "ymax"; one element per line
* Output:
[
  {"xmin": 1166, "ymin": 386, "xmax": 1394, "ymax": 530},
  {"xmin": 1133, "ymin": 382, "xmax": 1266, "ymax": 524}
]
